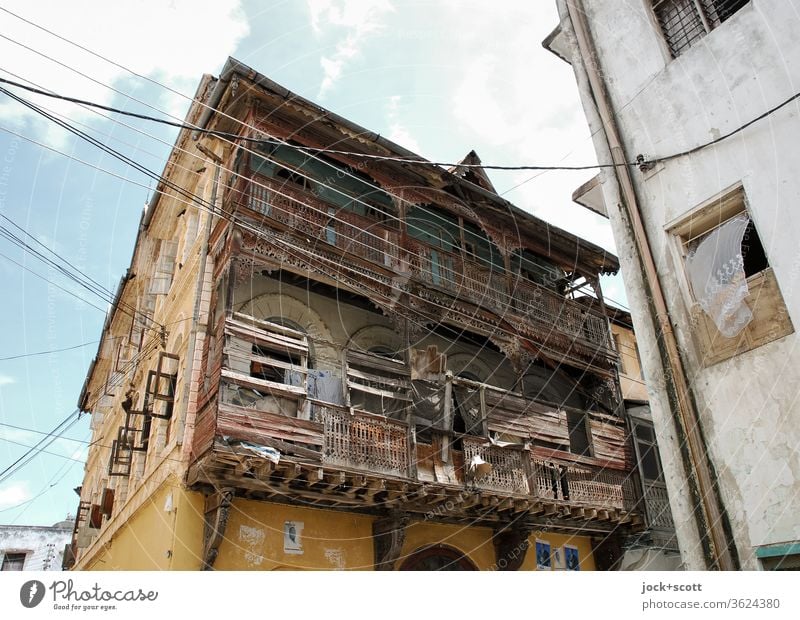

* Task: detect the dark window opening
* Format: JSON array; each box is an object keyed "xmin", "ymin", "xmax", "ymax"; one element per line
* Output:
[
  {"xmin": 275, "ymin": 166, "xmax": 312, "ymax": 192},
  {"xmin": 713, "ymin": 0, "xmax": 749, "ymax": 22},
  {"xmin": 741, "ymin": 220, "xmax": 768, "ymax": 278},
  {"xmin": 400, "ymin": 546, "xmax": 477, "ymax": 571},
  {"xmin": 567, "ymin": 411, "xmax": 592, "ymax": 456},
  {"xmin": 1, "ymin": 552, "xmax": 26, "ymax": 571}
]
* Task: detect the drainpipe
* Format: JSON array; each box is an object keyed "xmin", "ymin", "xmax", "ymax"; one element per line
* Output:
[
  {"xmin": 565, "ymin": 0, "xmax": 738, "ymax": 570},
  {"xmin": 177, "ymin": 160, "xmax": 220, "ymax": 453}
]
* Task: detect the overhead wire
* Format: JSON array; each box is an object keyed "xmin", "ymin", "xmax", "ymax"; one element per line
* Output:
[
  {"xmin": 0, "ymin": 249, "xmax": 110, "ymax": 314},
  {"xmin": 0, "ymin": 29, "xmax": 633, "ymax": 403},
  {"xmin": 0, "ymin": 95, "xmax": 614, "ymax": 380},
  {"xmin": 0, "ymin": 72, "xmax": 796, "ymax": 171},
  {"xmin": 0, "ymin": 339, "xmax": 99, "ymax": 361}
]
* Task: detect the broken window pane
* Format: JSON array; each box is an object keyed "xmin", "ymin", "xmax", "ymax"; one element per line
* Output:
[{"xmin": 685, "ymin": 214, "xmax": 752, "ymax": 337}]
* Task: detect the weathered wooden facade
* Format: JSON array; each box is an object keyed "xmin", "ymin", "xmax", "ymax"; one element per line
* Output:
[{"xmin": 70, "ymin": 58, "xmax": 645, "ymax": 571}]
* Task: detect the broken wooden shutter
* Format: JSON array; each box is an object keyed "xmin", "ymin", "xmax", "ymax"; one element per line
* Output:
[
  {"xmin": 101, "ymin": 488, "xmax": 115, "ymax": 517},
  {"xmin": 143, "ymin": 352, "xmax": 179, "ymax": 419},
  {"xmin": 149, "ymin": 240, "xmax": 179, "ymax": 295}
]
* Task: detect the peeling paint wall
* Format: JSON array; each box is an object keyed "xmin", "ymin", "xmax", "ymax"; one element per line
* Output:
[
  {"xmin": 0, "ymin": 524, "xmax": 72, "ymax": 571},
  {"xmin": 555, "ymin": 0, "xmax": 800, "ymax": 569}
]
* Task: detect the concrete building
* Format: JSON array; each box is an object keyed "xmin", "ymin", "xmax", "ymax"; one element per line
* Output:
[
  {"xmin": 546, "ymin": 0, "xmax": 800, "ymax": 570},
  {"xmin": 66, "ymin": 58, "xmax": 651, "ymax": 571},
  {"xmin": 0, "ymin": 519, "xmax": 73, "ymax": 571}
]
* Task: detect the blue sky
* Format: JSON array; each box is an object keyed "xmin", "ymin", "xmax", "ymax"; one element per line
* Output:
[{"xmin": 0, "ymin": 0, "xmax": 626, "ymax": 526}]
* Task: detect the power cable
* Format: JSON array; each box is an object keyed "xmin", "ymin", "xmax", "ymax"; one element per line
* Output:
[
  {"xmin": 0, "ymin": 250, "xmax": 109, "ymax": 314},
  {"xmin": 0, "ymin": 118, "xmax": 613, "ymax": 375},
  {"xmin": 0, "ymin": 73, "xmax": 796, "ymax": 170},
  {"xmin": 0, "ymin": 340, "xmax": 98, "ymax": 361}
]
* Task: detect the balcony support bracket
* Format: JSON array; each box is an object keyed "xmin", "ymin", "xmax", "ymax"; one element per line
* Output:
[
  {"xmin": 373, "ymin": 512, "xmax": 410, "ymax": 571},
  {"xmin": 493, "ymin": 523, "xmax": 534, "ymax": 571},
  {"xmin": 202, "ymin": 487, "xmax": 234, "ymax": 570}
]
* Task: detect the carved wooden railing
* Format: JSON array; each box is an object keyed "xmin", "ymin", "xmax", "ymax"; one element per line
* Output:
[
  {"xmin": 320, "ymin": 407, "xmax": 409, "ymax": 478},
  {"xmin": 406, "ymin": 240, "xmax": 610, "ymax": 350},
  {"xmin": 531, "ymin": 456, "xmax": 636, "ymax": 511},
  {"xmin": 462, "ymin": 436, "xmax": 529, "ymax": 495},
  {"xmin": 642, "ymin": 481, "xmax": 675, "ymax": 530},
  {"xmin": 229, "ymin": 172, "xmax": 613, "ymax": 352}
]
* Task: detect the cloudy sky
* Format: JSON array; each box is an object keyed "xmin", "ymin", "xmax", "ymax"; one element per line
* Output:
[{"xmin": 0, "ymin": 0, "xmax": 624, "ymax": 526}]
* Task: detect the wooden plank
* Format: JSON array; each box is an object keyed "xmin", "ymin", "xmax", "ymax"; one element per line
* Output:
[
  {"xmin": 346, "ymin": 367, "xmax": 410, "ymax": 388},
  {"xmin": 224, "ymin": 322, "xmax": 307, "ymax": 353},
  {"xmin": 347, "ymin": 349, "xmax": 408, "ymax": 375},
  {"xmin": 231, "ymin": 312, "xmax": 308, "ymax": 339},
  {"xmin": 225, "ymin": 347, "xmax": 310, "ymax": 375},
  {"xmin": 221, "ymin": 368, "xmax": 307, "ymax": 396},
  {"xmin": 347, "ymin": 380, "xmax": 411, "ymax": 401}
]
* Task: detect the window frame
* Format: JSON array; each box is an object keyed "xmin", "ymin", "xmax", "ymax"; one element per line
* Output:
[
  {"xmin": 650, "ymin": 0, "xmax": 751, "ymax": 58},
  {"xmin": 666, "ymin": 183, "xmax": 793, "ymax": 365},
  {"xmin": 1, "ymin": 551, "xmax": 27, "ymax": 571}
]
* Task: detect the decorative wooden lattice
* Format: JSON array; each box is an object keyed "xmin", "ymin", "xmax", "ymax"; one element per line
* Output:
[
  {"xmin": 531, "ymin": 456, "xmax": 636, "ymax": 511},
  {"xmin": 462, "ymin": 437, "xmax": 529, "ymax": 495},
  {"xmin": 643, "ymin": 482, "xmax": 675, "ymax": 530},
  {"xmin": 321, "ymin": 408, "xmax": 408, "ymax": 478}
]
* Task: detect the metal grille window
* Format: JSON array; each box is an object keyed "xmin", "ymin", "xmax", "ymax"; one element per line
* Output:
[{"xmin": 652, "ymin": 0, "xmax": 749, "ymax": 57}]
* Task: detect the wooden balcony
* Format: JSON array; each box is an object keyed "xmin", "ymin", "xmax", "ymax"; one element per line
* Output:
[
  {"xmin": 320, "ymin": 406, "xmax": 409, "ymax": 478},
  {"xmin": 189, "ymin": 315, "xmax": 639, "ymax": 529},
  {"xmin": 226, "ymin": 173, "xmax": 613, "ymax": 355}
]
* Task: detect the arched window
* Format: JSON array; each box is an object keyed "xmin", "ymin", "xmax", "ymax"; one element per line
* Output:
[{"xmin": 400, "ymin": 546, "xmax": 477, "ymax": 571}]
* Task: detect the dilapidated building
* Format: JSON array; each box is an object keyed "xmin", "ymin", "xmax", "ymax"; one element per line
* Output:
[
  {"xmin": 546, "ymin": 0, "xmax": 800, "ymax": 570},
  {"xmin": 69, "ymin": 58, "xmax": 651, "ymax": 570},
  {"xmin": 1, "ymin": 519, "xmax": 73, "ymax": 571}
]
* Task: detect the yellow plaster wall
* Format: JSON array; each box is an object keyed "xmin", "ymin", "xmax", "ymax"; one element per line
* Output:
[
  {"xmin": 84, "ymin": 480, "xmax": 204, "ymax": 571},
  {"xmin": 518, "ymin": 531, "xmax": 597, "ymax": 571},
  {"xmin": 397, "ymin": 521, "xmax": 496, "ymax": 570},
  {"xmin": 213, "ymin": 499, "xmax": 376, "ymax": 570},
  {"xmin": 83, "ymin": 486, "xmax": 597, "ymax": 571}
]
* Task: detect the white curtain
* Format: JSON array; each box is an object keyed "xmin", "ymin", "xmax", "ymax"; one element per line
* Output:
[{"xmin": 685, "ymin": 215, "xmax": 752, "ymax": 338}]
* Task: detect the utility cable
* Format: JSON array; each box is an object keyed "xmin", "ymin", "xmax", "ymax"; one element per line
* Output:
[
  {"xmin": 0, "ymin": 340, "xmax": 98, "ymax": 361},
  {"xmin": 0, "ymin": 74, "xmax": 796, "ymax": 171}
]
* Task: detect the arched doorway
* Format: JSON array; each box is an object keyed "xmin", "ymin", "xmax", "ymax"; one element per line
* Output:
[{"xmin": 399, "ymin": 546, "xmax": 477, "ymax": 571}]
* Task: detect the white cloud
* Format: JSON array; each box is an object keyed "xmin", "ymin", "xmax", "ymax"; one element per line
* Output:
[
  {"xmin": 384, "ymin": 95, "xmax": 421, "ymax": 153},
  {"xmin": 307, "ymin": 0, "xmax": 394, "ymax": 97},
  {"xmin": 0, "ymin": 374, "xmax": 17, "ymax": 386},
  {"xmin": 0, "ymin": 481, "xmax": 31, "ymax": 509},
  {"xmin": 441, "ymin": 1, "xmax": 619, "ymax": 262},
  {"xmin": 0, "ymin": 1, "xmax": 250, "ymax": 146}
]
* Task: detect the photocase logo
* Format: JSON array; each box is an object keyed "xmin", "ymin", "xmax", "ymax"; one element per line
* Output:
[{"xmin": 20, "ymin": 580, "xmax": 45, "ymax": 608}]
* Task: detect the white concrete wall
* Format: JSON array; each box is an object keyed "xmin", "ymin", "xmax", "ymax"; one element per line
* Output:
[
  {"xmin": 0, "ymin": 525, "xmax": 72, "ymax": 571},
  {"xmin": 555, "ymin": 0, "xmax": 800, "ymax": 569}
]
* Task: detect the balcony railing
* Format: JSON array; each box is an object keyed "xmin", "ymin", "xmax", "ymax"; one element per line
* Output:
[
  {"xmin": 228, "ymin": 172, "xmax": 613, "ymax": 352},
  {"xmin": 198, "ymin": 313, "xmax": 634, "ymax": 517},
  {"xmin": 531, "ymin": 457, "xmax": 636, "ymax": 511},
  {"xmin": 320, "ymin": 406, "xmax": 409, "ymax": 478},
  {"xmin": 462, "ymin": 436, "xmax": 530, "ymax": 495}
]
